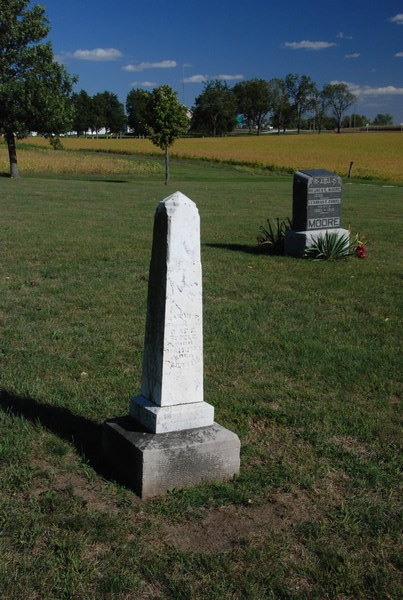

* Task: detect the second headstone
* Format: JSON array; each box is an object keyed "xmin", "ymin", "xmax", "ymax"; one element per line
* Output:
[{"xmin": 285, "ymin": 169, "xmax": 350, "ymax": 257}]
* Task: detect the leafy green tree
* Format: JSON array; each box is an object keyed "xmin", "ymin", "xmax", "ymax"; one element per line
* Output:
[
  {"xmin": 321, "ymin": 115, "xmax": 338, "ymax": 131},
  {"xmin": 310, "ymin": 87, "xmax": 331, "ymax": 133},
  {"xmin": 103, "ymin": 91, "xmax": 126, "ymax": 136},
  {"xmin": 91, "ymin": 93, "xmax": 106, "ymax": 137},
  {"xmin": 191, "ymin": 80, "xmax": 237, "ymax": 137},
  {"xmin": 147, "ymin": 85, "xmax": 189, "ymax": 185},
  {"xmin": 342, "ymin": 113, "xmax": 368, "ymax": 128},
  {"xmin": 233, "ymin": 79, "xmax": 273, "ymax": 135},
  {"xmin": 0, "ymin": 0, "xmax": 76, "ymax": 177},
  {"xmin": 372, "ymin": 113, "xmax": 393, "ymax": 126},
  {"xmin": 126, "ymin": 88, "xmax": 151, "ymax": 136},
  {"xmin": 91, "ymin": 91, "xmax": 125, "ymax": 137},
  {"xmin": 285, "ymin": 73, "xmax": 318, "ymax": 134},
  {"xmin": 71, "ymin": 90, "xmax": 93, "ymax": 136},
  {"xmin": 270, "ymin": 78, "xmax": 295, "ymax": 134},
  {"xmin": 322, "ymin": 83, "xmax": 356, "ymax": 133}
]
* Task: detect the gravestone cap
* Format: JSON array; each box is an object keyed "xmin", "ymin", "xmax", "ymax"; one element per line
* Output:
[{"xmin": 292, "ymin": 169, "xmax": 342, "ymax": 232}]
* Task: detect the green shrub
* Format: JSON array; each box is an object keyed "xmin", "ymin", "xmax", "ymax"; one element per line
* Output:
[
  {"xmin": 257, "ymin": 218, "xmax": 291, "ymax": 255},
  {"xmin": 48, "ymin": 136, "xmax": 64, "ymax": 150}
]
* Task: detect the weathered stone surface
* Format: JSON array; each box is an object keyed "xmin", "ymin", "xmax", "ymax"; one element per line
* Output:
[
  {"xmin": 285, "ymin": 169, "xmax": 348, "ymax": 257},
  {"xmin": 130, "ymin": 395, "xmax": 214, "ymax": 434},
  {"xmin": 292, "ymin": 169, "xmax": 342, "ymax": 232},
  {"xmin": 103, "ymin": 417, "xmax": 241, "ymax": 498},
  {"xmin": 131, "ymin": 191, "xmax": 214, "ymax": 433},
  {"xmin": 103, "ymin": 191, "xmax": 240, "ymax": 497}
]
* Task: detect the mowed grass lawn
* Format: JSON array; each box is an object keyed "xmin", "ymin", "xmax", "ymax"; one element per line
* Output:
[
  {"xmin": 0, "ymin": 154, "xmax": 402, "ymax": 599},
  {"xmin": 24, "ymin": 131, "xmax": 403, "ymax": 183}
]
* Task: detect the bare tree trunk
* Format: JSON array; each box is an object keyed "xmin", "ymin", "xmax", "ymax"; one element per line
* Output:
[
  {"xmin": 6, "ymin": 132, "xmax": 20, "ymax": 178},
  {"xmin": 297, "ymin": 109, "xmax": 302, "ymax": 134},
  {"xmin": 164, "ymin": 146, "xmax": 170, "ymax": 185}
]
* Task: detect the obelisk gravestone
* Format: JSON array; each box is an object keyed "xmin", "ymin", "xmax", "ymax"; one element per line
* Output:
[
  {"xmin": 103, "ymin": 191, "xmax": 240, "ymax": 498},
  {"xmin": 130, "ymin": 192, "xmax": 214, "ymax": 433}
]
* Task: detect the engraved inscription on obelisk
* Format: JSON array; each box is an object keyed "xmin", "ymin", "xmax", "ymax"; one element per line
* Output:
[{"xmin": 130, "ymin": 191, "xmax": 214, "ymax": 433}]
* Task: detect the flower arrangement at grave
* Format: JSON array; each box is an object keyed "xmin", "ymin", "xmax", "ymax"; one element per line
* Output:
[{"xmin": 352, "ymin": 232, "xmax": 368, "ymax": 258}]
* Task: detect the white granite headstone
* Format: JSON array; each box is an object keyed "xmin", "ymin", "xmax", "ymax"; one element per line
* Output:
[{"xmin": 130, "ymin": 191, "xmax": 214, "ymax": 433}]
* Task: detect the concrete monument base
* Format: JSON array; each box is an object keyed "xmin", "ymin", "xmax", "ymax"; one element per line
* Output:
[
  {"xmin": 285, "ymin": 227, "xmax": 350, "ymax": 257},
  {"xmin": 130, "ymin": 395, "xmax": 214, "ymax": 434},
  {"xmin": 102, "ymin": 416, "xmax": 241, "ymax": 499}
]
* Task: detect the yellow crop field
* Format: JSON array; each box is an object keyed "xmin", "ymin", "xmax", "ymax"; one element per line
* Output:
[
  {"xmin": 10, "ymin": 132, "xmax": 403, "ymax": 182},
  {"xmin": 0, "ymin": 145, "xmax": 162, "ymax": 176}
]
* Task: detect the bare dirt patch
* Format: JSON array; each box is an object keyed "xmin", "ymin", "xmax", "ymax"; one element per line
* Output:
[
  {"xmin": 163, "ymin": 489, "xmax": 323, "ymax": 553},
  {"xmin": 331, "ymin": 435, "xmax": 373, "ymax": 460},
  {"xmin": 30, "ymin": 457, "xmax": 141, "ymax": 514},
  {"xmin": 313, "ymin": 467, "xmax": 351, "ymax": 507},
  {"xmin": 286, "ymin": 575, "xmax": 314, "ymax": 596}
]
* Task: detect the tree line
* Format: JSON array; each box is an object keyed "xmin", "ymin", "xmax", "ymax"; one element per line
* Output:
[
  {"xmin": 72, "ymin": 78, "xmax": 393, "ymax": 140},
  {"xmin": 188, "ymin": 78, "xmax": 393, "ymax": 136},
  {"xmin": 0, "ymin": 1, "xmax": 395, "ymax": 180},
  {"xmin": 0, "ymin": 1, "xmax": 188, "ymax": 182},
  {"xmin": 74, "ymin": 77, "xmax": 347, "ymax": 137}
]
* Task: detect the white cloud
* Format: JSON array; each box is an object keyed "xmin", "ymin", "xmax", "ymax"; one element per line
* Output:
[
  {"xmin": 331, "ymin": 80, "xmax": 403, "ymax": 96},
  {"xmin": 345, "ymin": 53, "xmax": 361, "ymax": 58},
  {"xmin": 361, "ymin": 86, "xmax": 403, "ymax": 96},
  {"xmin": 184, "ymin": 73, "xmax": 243, "ymax": 83},
  {"xmin": 131, "ymin": 81, "xmax": 155, "ymax": 87},
  {"xmin": 395, "ymin": 52, "xmax": 403, "ymax": 57},
  {"xmin": 216, "ymin": 74, "xmax": 243, "ymax": 81},
  {"xmin": 184, "ymin": 74, "xmax": 207, "ymax": 83},
  {"xmin": 122, "ymin": 60, "xmax": 177, "ymax": 72},
  {"xmin": 69, "ymin": 48, "xmax": 122, "ymax": 61},
  {"xmin": 337, "ymin": 32, "xmax": 353, "ymax": 39},
  {"xmin": 284, "ymin": 40, "xmax": 336, "ymax": 50},
  {"xmin": 389, "ymin": 14, "xmax": 403, "ymax": 24}
]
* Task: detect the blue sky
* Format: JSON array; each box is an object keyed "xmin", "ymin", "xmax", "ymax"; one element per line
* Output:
[{"xmin": 43, "ymin": 0, "xmax": 403, "ymax": 122}]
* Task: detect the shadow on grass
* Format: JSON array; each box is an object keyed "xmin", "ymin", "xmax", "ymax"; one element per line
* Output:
[
  {"xmin": 0, "ymin": 172, "xmax": 10, "ymax": 178},
  {"xmin": 85, "ymin": 179, "xmax": 130, "ymax": 184},
  {"xmin": 0, "ymin": 389, "xmax": 117, "ymax": 481},
  {"xmin": 204, "ymin": 242, "xmax": 269, "ymax": 255}
]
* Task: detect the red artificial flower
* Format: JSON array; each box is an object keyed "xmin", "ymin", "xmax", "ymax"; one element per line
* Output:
[{"xmin": 355, "ymin": 244, "xmax": 366, "ymax": 258}]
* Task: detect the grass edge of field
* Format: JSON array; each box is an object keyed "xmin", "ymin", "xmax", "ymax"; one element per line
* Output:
[{"xmin": 13, "ymin": 139, "xmax": 403, "ymax": 186}]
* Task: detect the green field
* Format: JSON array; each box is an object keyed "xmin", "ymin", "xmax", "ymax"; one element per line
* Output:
[{"xmin": 0, "ymin": 155, "xmax": 402, "ymax": 599}]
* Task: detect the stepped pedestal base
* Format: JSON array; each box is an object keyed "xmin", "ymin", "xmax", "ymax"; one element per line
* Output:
[{"xmin": 103, "ymin": 416, "xmax": 241, "ymax": 499}]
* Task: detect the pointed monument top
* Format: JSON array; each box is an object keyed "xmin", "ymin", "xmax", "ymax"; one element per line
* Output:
[{"xmin": 158, "ymin": 191, "xmax": 196, "ymax": 213}]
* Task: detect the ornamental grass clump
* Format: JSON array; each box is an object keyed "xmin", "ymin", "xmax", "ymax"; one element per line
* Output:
[
  {"xmin": 257, "ymin": 218, "xmax": 291, "ymax": 254},
  {"xmin": 304, "ymin": 231, "xmax": 352, "ymax": 260}
]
